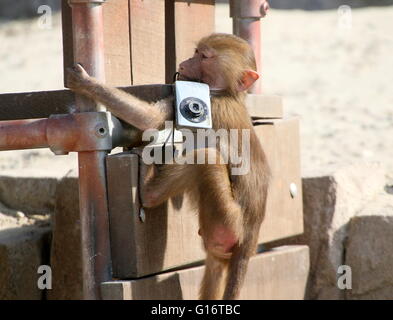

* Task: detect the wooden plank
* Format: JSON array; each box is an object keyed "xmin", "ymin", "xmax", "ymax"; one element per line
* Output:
[
  {"xmin": 61, "ymin": 0, "xmax": 74, "ymax": 88},
  {"xmin": 255, "ymin": 118, "xmax": 304, "ymax": 243},
  {"xmin": 119, "ymin": 89, "xmax": 282, "ymax": 119},
  {"xmin": 106, "ymin": 154, "xmax": 203, "ymax": 278},
  {"xmin": 62, "ymin": 1, "xmax": 214, "ymax": 86},
  {"xmin": 119, "ymin": 89, "xmax": 283, "ymax": 119},
  {"xmin": 107, "ymin": 117, "xmax": 303, "ymax": 278},
  {"xmin": 246, "ymin": 94, "xmax": 283, "ymax": 119},
  {"xmin": 0, "ymin": 89, "xmax": 74, "ymax": 120},
  {"xmin": 0, "ymin": 85, "xmax": 279, "ymax": 124},
  {"xmin": 101, "ymin": 245, "xmax": 310, "ymax": 300},
  {"xmin": 174, "ymin": 0, "xmax": 215, "ymax": 66},
  {"xmin": 106, "ymin": 154, "xmax": 139, "ymax": 278},
  {"xmin": 129, "ymin": 0, "xmax": 166, "ymax": 84},
  {"xmin": 62, "ymin": 0, "xmax": 132, "ymax": 86},
  {"xmin": 165, "ymin": 0, "xmax": 215, "ymax": 83},
  {"xmin": 121, "ymin": 84, "xmax": 172, "ymax": 102},
  {"xmin": 0, "ymin": 85, "xmax": 171, "ymax": 121},
  {"xmin": 103, "ymin": 0, "xmax": 132, "ymax": 86}
]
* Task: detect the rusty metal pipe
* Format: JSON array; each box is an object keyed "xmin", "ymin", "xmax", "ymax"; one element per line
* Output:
[
  {"xmin": 69, "ymin": 0, "xmax": 106, "ymax": 85},
  {"xmin": 0, "ymin": 112, "xmax": 124, "ymax": 153},
  {"xmin": 0, "ymin": 119, "xmax": 48, "ymax": 151},
  {"xmin": 69, "ymin": 0, "xmax": 106, "ymax": 113},
  {"xmin": 234, "ymin": 18, "xmax": 261, "ymax": 92},
  {"xmin": 77, "ymin": 150, "xmax": 109, "ymax": 296},
  {"xmin": 230, "ymin": 0, "xmax": 265, "ymax": 94},
  {"xmin": 68, "ymin": 0, "xmax": 111, "ymax": 300}
]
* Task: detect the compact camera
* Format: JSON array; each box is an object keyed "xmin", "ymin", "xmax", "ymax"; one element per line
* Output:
[
  {"xmin": 141, "ymin": 81, "xmax": 212, "ymax": 164},
  {"xmin": 174, "ymin": 81, "xmax": 212, "ymax": 130}
]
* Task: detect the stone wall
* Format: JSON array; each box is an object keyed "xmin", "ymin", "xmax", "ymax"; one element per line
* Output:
[
  {"xmin": 1, "ymin": 161, "xmax": 392, "ymax": 299},
  {"xmin": 268, "ymin": 162, "xmax": 393, "ymax": 300}
]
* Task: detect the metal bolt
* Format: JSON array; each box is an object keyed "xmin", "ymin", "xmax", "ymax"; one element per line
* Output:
[
  {"xmin": 95, "ymin": 123, "xmax": 107, "ymax": 138},
  {"xmin": 290, "ymin": 183, "xmax": 297, "ymax": 198},
  {"xmin": 139, "ymin": 208, "xmax": 146, "ymax": 223}
]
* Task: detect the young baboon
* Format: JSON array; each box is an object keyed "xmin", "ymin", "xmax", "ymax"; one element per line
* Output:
[{"xmin": 67, "ymin": 33, "xmax": 270, "ymax": 300}]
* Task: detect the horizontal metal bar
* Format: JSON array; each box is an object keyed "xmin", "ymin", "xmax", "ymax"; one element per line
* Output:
[
  {"xmin": 230, "ymin": 0, "xmax": 267, "ymax": 18},
  {"xmin": 230, "ymin": 0, "xmax": 264, "ymax": 94},
  {"xmin": 0, "ymin": 112, "xmax": 136, "ymax": 153},
  {"xmin": 47, "ymin": 112, "xmax": 115, "ymax": 154},
  {"xmin": 0, "ymin": 119, "xmax": 49, "ymax": 151}
]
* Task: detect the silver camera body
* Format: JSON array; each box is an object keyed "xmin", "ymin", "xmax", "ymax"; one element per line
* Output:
[{"xmin": 174, "ymin": 80, "xmax": 212, "ymax": 130}]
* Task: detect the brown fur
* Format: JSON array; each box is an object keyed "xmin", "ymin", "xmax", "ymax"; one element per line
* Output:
[{"xmin": 67, "ymin": 33, "xmax": 270, "ymax": 300}]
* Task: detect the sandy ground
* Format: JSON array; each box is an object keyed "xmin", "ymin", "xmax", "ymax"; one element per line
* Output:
[
  {"xmin": 0, "ymin": 12, "xmax": 78, "ymax": 177},
  {"xmin": 0, "ymin": 5, "xmax": 392, "ymax": 184},
  {"xmin": 216, "ymin": 5, "xmax": 393, "ymax": 183}
]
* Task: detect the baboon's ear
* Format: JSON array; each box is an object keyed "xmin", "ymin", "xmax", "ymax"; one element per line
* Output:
[{"xmin": 236, "ymin": 70, "xmax": 259, "ymax": 91}]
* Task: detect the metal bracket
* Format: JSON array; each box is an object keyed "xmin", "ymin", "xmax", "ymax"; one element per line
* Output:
[
  {"xmin": 230, "ymin": 0, "xmax": 267, "ymax": 18},
  {"xmin": 47, "ymin": 112, "xmax": 123, "ymax": 155}
]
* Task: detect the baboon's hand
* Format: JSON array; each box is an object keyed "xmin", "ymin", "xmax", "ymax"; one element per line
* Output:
[{"xmin": 66, "ymin": 64, "xmax": 92, "ymax": 91}]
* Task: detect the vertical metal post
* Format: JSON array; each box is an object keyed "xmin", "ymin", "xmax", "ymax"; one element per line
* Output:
[
  {"xmin": 68, "ymin": 0, "xmax": 111, "ymax": 299},
  {"xmin": 230, "ymin": 0, "xmax": 265, "ymax": 94}
]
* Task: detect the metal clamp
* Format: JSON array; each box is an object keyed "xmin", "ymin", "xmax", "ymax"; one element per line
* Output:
[
  {"xmin": 230, "ymin": 0, "xmax": 267, "ymax": 18},
  {"xmin": 47, "ymin": 112, "xmax": 123, "ymax": 155}
]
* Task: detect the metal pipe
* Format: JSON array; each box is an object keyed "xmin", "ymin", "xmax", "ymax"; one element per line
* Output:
[
  {"xmin": 68, "ymin": 0, "xmax": 111, "ymax": 300},
  {"xmin": 0, "ymin": 119, "xmax": 48, "ymax": 151},
  {"xmin": 69, "ymin": 0, "xmax": 106, "ymax": 112},
  {"xmin": 230, "ymin": 0, "xmax": 266, "ymax": 94},
  {"xmin": 234, "ymin": 18, "xmax": 261, "ymax": 93}
]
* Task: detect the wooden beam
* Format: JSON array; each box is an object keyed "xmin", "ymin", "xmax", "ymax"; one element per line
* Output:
[
  {"xmin": 62, "ymin": 0, "xmax": 132, "ymax": 87},
  {"xmin": 61, "ymin": 0, "xmax": 74, "ymax": 88},
  {"xmin": 255, "ymin": 117, "xmax": 304, "ymax": 243},
  {"xmin": 103, "ymin": 0, "xmax": 132, "ymax": 86},
  {"xmin": 0, "ymin": 86, "xmax": 280, "ymax": 120},
  {"xmin": 101, "ymin": 245, "xmax": 310, "ymax": 300},
  {"xmin": 246, "ymin": 94, "xmax": 283, "ymax": 119},
  {"xmin": 0, "ymin": 90, "xmax": 73, "ymax": 120},
  {"xmin": 0, "ymin": 85, "xmax": 172, "ymax": 121},
  {"xmin": 106, "ymin": 115, "xmax": 303, "ymax": 278},
  {"xmin": 106, "ymin": 153, "xmax": 203, "ymax": 278},
  {"xmin": 129, "ymin": 0, "xmax": 166, "ymax": 84},
  {"xmin": 63, "ymin": 1, "xmax": 215, "ymax": 85},
  {"xmin": 165, "ymin": 0, "xmax": 215, "ymax": 83}
]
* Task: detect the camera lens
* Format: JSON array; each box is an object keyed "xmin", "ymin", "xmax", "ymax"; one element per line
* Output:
[
  {"xmin": 189, "ymin": 102, "xmax": 202, "ymax": 115},
  {"xmin": 179, "ymin": 97, "xmax": 208, "ymax": 123}
]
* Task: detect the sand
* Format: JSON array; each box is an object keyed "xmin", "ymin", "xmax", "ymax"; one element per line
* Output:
[
  {"xmin": 217, "ymin": 5, "xmax": 393, "ymax": 183},
  {"xmin": 0, "ymin": 5, "xmax": 392, "ymax": 184}
]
